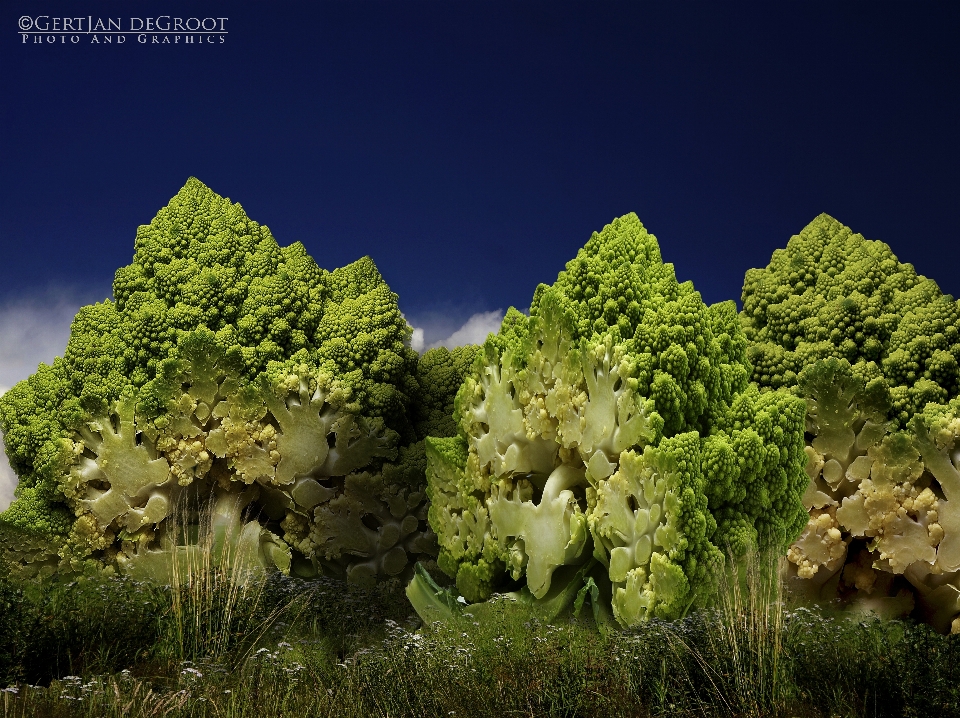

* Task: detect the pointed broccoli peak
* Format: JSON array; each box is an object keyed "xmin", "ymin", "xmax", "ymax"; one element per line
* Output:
[
  {"xmin": 112, "ymin": 178, "xmax": 333, "ymax": 383},
  {"xmin": 7, "ymin": 179, "xmax": 420, "ymax": 433},
  {"xmin": 316, "ymin": 259, "xmax": 412, "ymax": 364},
  {"xmin": 328, "ymin": 256, "xmax": 388, "ymax": 302},
  {"xmin": 531, "ymin": 212, "xmax": 676, "ymax": 343},
  {"xmin": 742, "ymin": 214, "xmax": 960, "ymax": 426},
  {"xmin": 127, "ymin": 177, "xmax": 279, "ymax": 284},
  {"xmin": 524, "ymin": 213, "xmax": 752, "ymax": 437}
]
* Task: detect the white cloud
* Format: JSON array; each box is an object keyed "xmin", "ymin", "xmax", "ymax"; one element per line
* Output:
[
  {"xmin": 0, "ymin": 290, "xmax": 96, "ymax": 391},
  {"xmin": 0, "ymin": 287, "xmax": 106, "ymax": 511},
  {"xmin": 0, "ymin": 384, "xmax": 15, "ymax": 512},
  {"xmin": 407, "ymin": 309, "xmax": 506, "ymax": 353},
  {"xmin": 0, "ymin": 439, "xmax": 13, "ymax": 512},
  {"xmin": 428, "ymin": 310, "xmax": 505, "ymax": 350},
  {"xmin": 410, "ymin": 326, "xmax": 425, "ymax": 353}
]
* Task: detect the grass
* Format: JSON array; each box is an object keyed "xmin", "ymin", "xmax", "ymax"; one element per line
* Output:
[{"xmin": 2, "ymin": 548, "xmax": 960, "ymax": 717}]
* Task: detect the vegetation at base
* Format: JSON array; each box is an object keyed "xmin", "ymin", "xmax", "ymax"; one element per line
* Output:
[{"xmin": 2, "ymin": 552, "xmax": 960, "ymax": 718}]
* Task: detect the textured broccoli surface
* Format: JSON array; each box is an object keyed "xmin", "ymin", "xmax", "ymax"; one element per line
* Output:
[
  {"xmin": 0, "ymin": 179, "xmax": 474, "ymax": 586},
  {"xmin": 744, "ymin": 217, "xmax": 960, "ymax": 631},
  {"xmin": 425, "ymin": 213, "xmax": 808, "ymax": 626},
  {"xmin": 741, "ymin": 213, "xmax": 960, "ymax": 427}
]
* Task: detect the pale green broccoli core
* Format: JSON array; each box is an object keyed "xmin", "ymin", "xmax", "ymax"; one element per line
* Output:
[
  {"xmin": 118, "ymin": 485, "xmax": 291, "ymax": 584},
  {"xmin": 305, "ymin": 472, "xmax": 430, "ymax": 584},
  {"xmin": 466, "ymin": 348, "xmax": 558, "ymax": 477},
  {"xmin": 577, "ymin": 343, "xmax": 657, "ymax": 458},
  {"xmin": 487, "ymin": 464, "xmax": 588, "ymax": 597},
  {"xmin": 260, "ymin": 373, "xmax": 398, "ymax": 485},
  {"xmin": 68, "ymin": 396, "xmax": 171, "ymax": 532},
  {"xmin": 913, "ymin": 413, "xmax": 960, "ymax": 572},
  {"xmin": 590, "ymin": 439, "xmax": 694, "ymax": 625}
]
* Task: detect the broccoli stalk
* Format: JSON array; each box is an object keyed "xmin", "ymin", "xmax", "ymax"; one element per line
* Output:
[{"xmin": 487, "ymin": 463, "xmax": 589, "ymax": 597}]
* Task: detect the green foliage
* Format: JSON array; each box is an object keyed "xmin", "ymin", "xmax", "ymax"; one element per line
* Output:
[
  {"xmin": 0, "ymin": 573, "xmax": 165, "ymax": 686},
  {"xmin": 4, "ymin": 555, "xmax": 960, "ymax": 717}
]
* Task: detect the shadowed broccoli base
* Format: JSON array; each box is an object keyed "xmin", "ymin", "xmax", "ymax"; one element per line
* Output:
[{"xmin": 785, "ymin": 358, "xmax": 960, "ymax": 633}]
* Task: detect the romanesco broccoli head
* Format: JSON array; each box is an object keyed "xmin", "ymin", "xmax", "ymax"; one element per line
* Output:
[
  {"xmin": 426, "ymin": 214, "xmax": 808, "ymax": 625},
  {"xmin": 0, "ymin": 179, "xmax": 461, "ymax": 588},
  {"xmin": 757, "ymin": 231, "xmax": 960, "ymax": 630},
  {"xmin": 742, "ymin": 213, "xmax": 960, "ymax": 426}
]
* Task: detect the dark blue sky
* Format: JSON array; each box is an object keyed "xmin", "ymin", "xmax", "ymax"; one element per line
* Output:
[{"xmin": 2, "ymin": 1, "xmax": 959, "ymax": 336}]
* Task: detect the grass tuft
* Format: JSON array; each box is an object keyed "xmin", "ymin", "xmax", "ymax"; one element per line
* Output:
[{"xmin": 3, "ymin": 539, "xmax": 960, "ymax": 716}]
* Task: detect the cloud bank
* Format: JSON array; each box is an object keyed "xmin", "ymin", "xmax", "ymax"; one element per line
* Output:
[
  {"xmin": 0, "ymin": 443, "xmax": 14, "ymax": 513},
  {"xmin": 408, "ymin": 309, "xmax": 506, "ymax": 353},
  {"xmin": 426, "ymin": 310, "xmax": 505, "ymax": 350},
  {"xmin": 0, "ymin": 287, "xmax": 107, "ymax": 510}
]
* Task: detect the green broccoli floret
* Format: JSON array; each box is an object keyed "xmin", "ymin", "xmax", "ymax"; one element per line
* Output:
[
  {"xmin": 0, "ymin": 179, "xmax": 460, "ymax": 587},
  {"xmin": 426, "ymin": 213, "xmax": 808, "ymax": 625},
  {"xmin": 411, "ymin": 346, "xmax": 480, "ymax": 440},
  {"xmin": 589, "ymin": 433, "xmax": 721, "ymax": 623},
  {"xmin": 741, "ymin": 213, "xmax": 960, "ymax": 426},
  {"xmin": 705, "ymin": 384, "xmax": 809, "ymax": 555}
]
